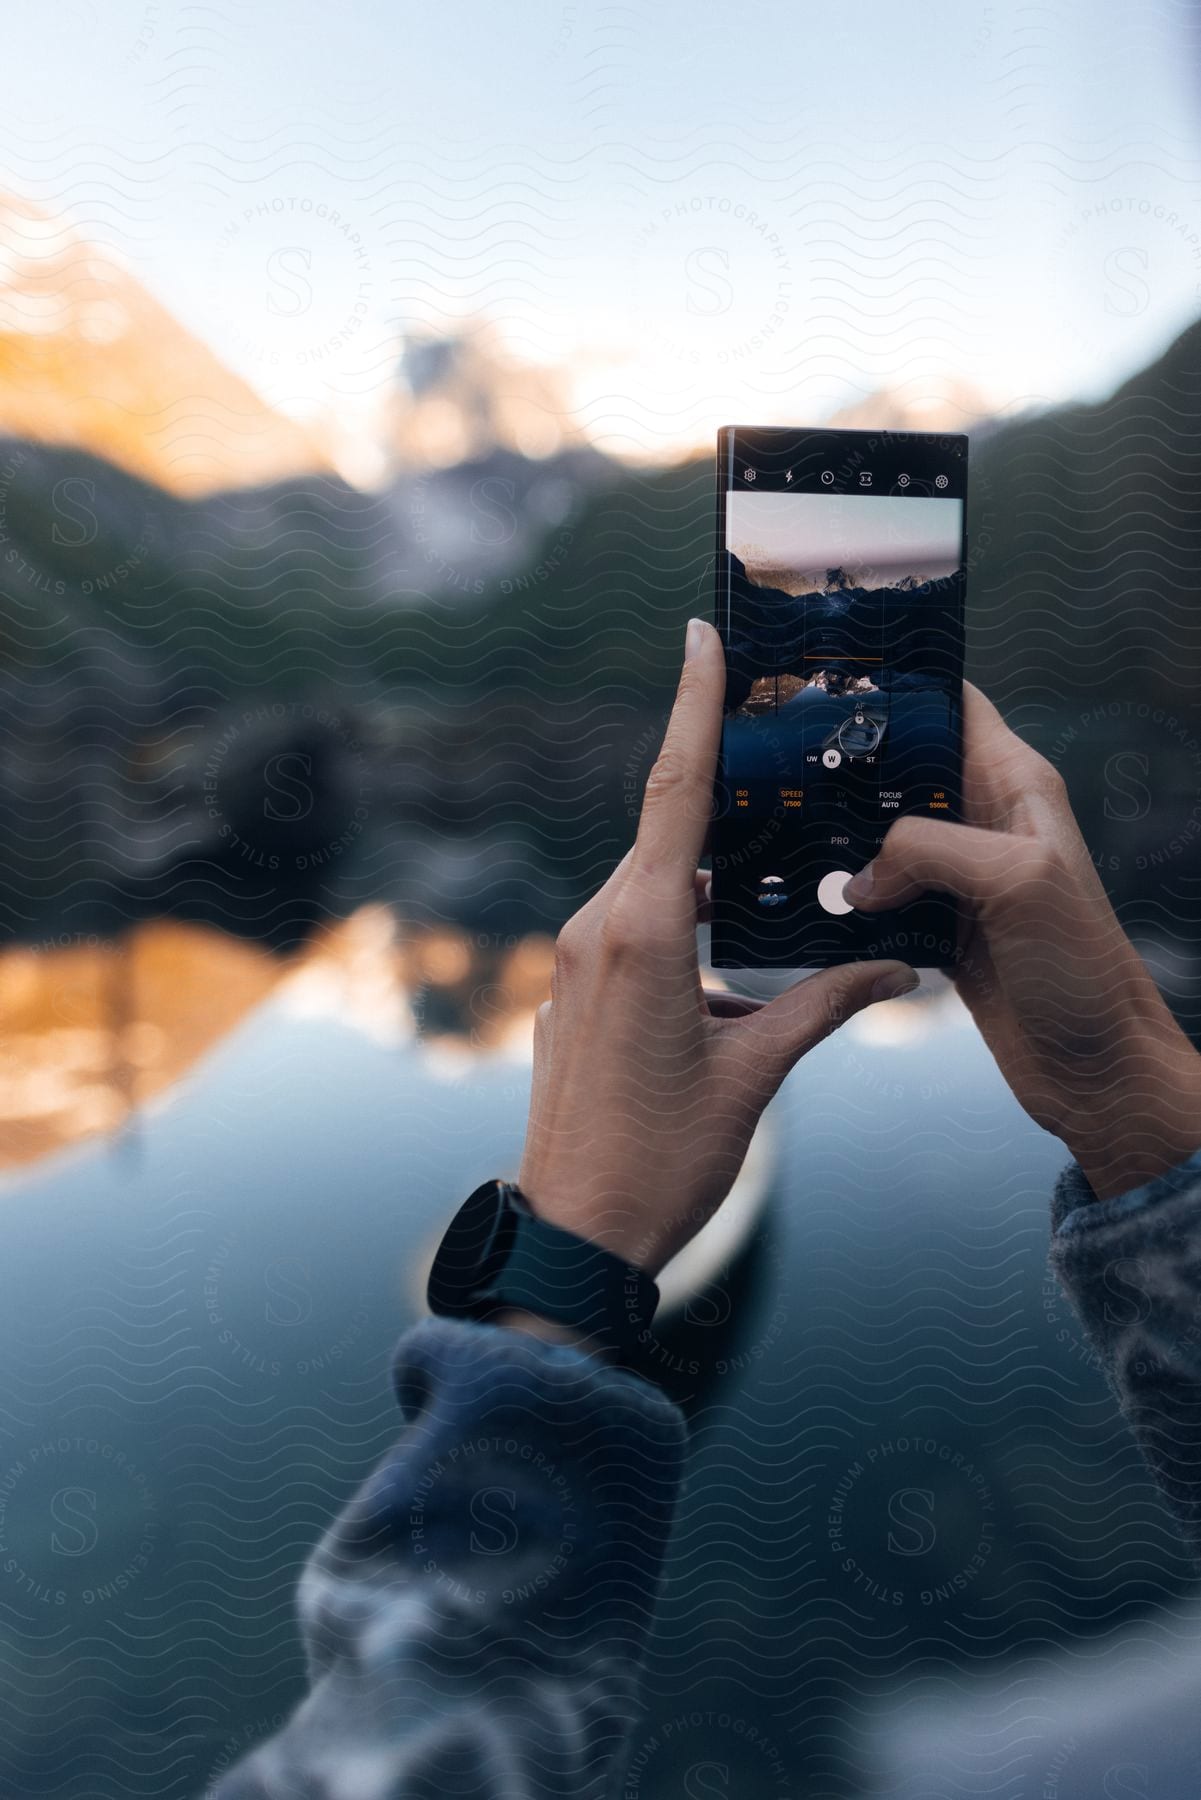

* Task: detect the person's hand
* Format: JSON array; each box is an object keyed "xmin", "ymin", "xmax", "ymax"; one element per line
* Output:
[
  {"xmin": 516, "ymin": 619, "xmax": 919, "ymax": 1278},
  {"xmin": 844, "ymin": 682, "xmax": 1201, "ymax": 1200}
]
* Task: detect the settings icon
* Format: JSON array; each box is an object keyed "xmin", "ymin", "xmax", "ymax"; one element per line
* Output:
[{"xmin": 935, "ymin": 473, "xmax": 949, "ymax": 490}]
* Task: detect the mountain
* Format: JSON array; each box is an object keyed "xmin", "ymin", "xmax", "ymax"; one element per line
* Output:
[
  {"xmin": 967, "ymin": 315, "xmax": 1201, "ymax": 714},
  {"xmin": 388, "ymin": 328, "xmax": 582, "ymax": 471},
  {"xmin": 0, "ymin": 421, "xmax": 626, "ymax": 944},
  {"xmin": 3, "ymin": 302, "xmax": 1201, "ymax": 974},
  {"xmin": 828, "ymin": 379, "xmax": 990, "ymax": 435},
  {"xmin": 0, "ymin": 194, "xmax": 331, "ymax": 495}
]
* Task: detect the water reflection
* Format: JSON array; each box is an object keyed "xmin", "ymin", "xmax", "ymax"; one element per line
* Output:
[
  {"xmin": 1, "ymin": 919, "xmax": 1193, "ymax": 1798},
  {"xmin": 0, "ymin": 909, "xmax": 559, "ymax": 1174}
]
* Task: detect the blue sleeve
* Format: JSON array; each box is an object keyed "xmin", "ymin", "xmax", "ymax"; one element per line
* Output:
[
  {"xmin": 213, "ymin": 1317, "xmax": 687, "ymax": 1800},
  {"xmin": 1049, "ymin": 1149, "xmax": 1201, "ymax": 1561},
  {"xmin": 1051, "ymin": 1145, "xmax": 1201, "ymax": 1238}
]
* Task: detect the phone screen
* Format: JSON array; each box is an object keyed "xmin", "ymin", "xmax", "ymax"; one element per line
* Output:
[{"xmin": 710, "ymin": 427, "xmax": 967, "ymax": 969}]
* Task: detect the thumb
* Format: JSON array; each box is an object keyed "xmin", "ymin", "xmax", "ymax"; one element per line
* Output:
[
  {"xmin": 732, "ymin": 959, "xmax": 919, "ymax": 1087},
  {"xmin": 845, "ymin": 815, "xmax": 1009, "ymax": 913}
]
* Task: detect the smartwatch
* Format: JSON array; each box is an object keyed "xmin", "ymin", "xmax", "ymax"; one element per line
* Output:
[{"xmin": 427, "ymin": 1179, "xmax": 660, "ymax": 1370}]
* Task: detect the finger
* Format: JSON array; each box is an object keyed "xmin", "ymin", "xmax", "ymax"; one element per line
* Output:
[
  {"xmin": 961, "ymin": 682, "xmax": 1072, "ymax": 829},
  {"xmin": 604, "ymin": 862, "xmax": 710, "ymax": 923},
  {"xmin": 843, "ymin": 814, "xmax": 1022, "ymax": 913},
  {"xmin": 632, "ymin": 619, "xmax": 725, "ymax": 891},
  {"xmin": 552, "ymin": 865, "xmax": 710, "ymax": 1000},
  {"xmin": 733, "ymin": 958, "xmax": 919, "ymax": 1079},
  {"xmin": 702, "ymin": 987, "xmax": 765, "ymax": 1019},
  {"xmin": 962, "ymin": 679, "xmax": 1015, "ymax": 745},
  {"xmin": 963, "ymin": 681, "xmax": 1056, "ymax": 772},
  {"xmin": 960, "ymin": 682, "xmax": 1018, "ymax": 829},
  {"xmin": 529, "ymin": 1000, "xmax": 554, "ymax": 1094},
  {"xmin": 590, "ymin": 857, "xmax": 709, "ymax": 913}
]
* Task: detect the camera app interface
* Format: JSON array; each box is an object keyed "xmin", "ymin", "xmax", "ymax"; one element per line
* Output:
[{"xmin": 711, "ymin": 436, "xmax": 965, "ymax": 968}]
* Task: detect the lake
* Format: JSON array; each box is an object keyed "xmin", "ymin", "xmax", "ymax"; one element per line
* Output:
[{"xmin": 0, "ymin": 928, "xmax": 1193, "ymax": 1797}]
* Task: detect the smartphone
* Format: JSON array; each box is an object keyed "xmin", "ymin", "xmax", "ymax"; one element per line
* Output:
[{"xmin": 710, "ymin": 426, "xmax": 967, "ymax": 969}]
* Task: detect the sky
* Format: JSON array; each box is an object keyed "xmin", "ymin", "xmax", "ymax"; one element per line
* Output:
[{"xmin": 3, "ymin": 0, "xmax": 1201, "ymax": 468}]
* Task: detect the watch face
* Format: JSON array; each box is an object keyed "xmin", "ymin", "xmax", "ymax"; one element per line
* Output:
[{"xmin": 428, "ymin": 1180, "xmax": 518, "ymax": 1317}]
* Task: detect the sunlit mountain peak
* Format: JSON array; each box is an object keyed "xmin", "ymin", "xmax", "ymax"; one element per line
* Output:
[
  {"xmin": 0, "ymin": 193, "xmax": 333, "ymax": 496},
  {"xmin": 387, "ymin": 325, "xmax": 576, "ymax": 470}
]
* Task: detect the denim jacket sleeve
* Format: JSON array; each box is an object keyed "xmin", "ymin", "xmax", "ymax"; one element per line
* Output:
[
  {"xmin": 1050, "ymin": 1150, "xmax": 1201, "ymax": 1561},
  {"xmin": 213, "ymin": 1317, "xmax": 686, "ymax": 1800}
]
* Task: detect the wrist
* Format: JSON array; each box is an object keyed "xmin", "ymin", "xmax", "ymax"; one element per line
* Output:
[
  {"xmin": 514, "ymin": 1173, "xmax": 673, "ymax": 1276},
  {"xmin": 1062, "ymin": 1036, "xmax": 1201, "ymax": 1202},
  {"xmin": 1070, "ymin": 1127, "xmax": 1201, "ymax": 1203}
]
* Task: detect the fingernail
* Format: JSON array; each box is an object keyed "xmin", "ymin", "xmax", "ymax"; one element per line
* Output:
[
  {"xmin": 685, "ymin": 617, "xmax": 706, "ymax": 661},
  {"xmin": 871, "ymin": 966, "xmax": 919, "ymax": 1003},
  {"xmin": 844, "ymin": 863, "xmax": 874, "ymax": 905}
]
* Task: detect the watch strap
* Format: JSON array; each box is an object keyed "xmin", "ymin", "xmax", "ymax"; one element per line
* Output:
[
  {"xmin": 429, "ymin": 1180, "xmax": 659, "ymax": 1371},
  {"xmin": 484, "ymin": 1196, "xmax": 659, "ymax": 1367}
]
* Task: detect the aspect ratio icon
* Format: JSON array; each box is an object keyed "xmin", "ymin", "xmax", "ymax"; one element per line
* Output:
[{"xmin": 858, "ymin": 471, "xmax": 872, "ymax": 487}]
